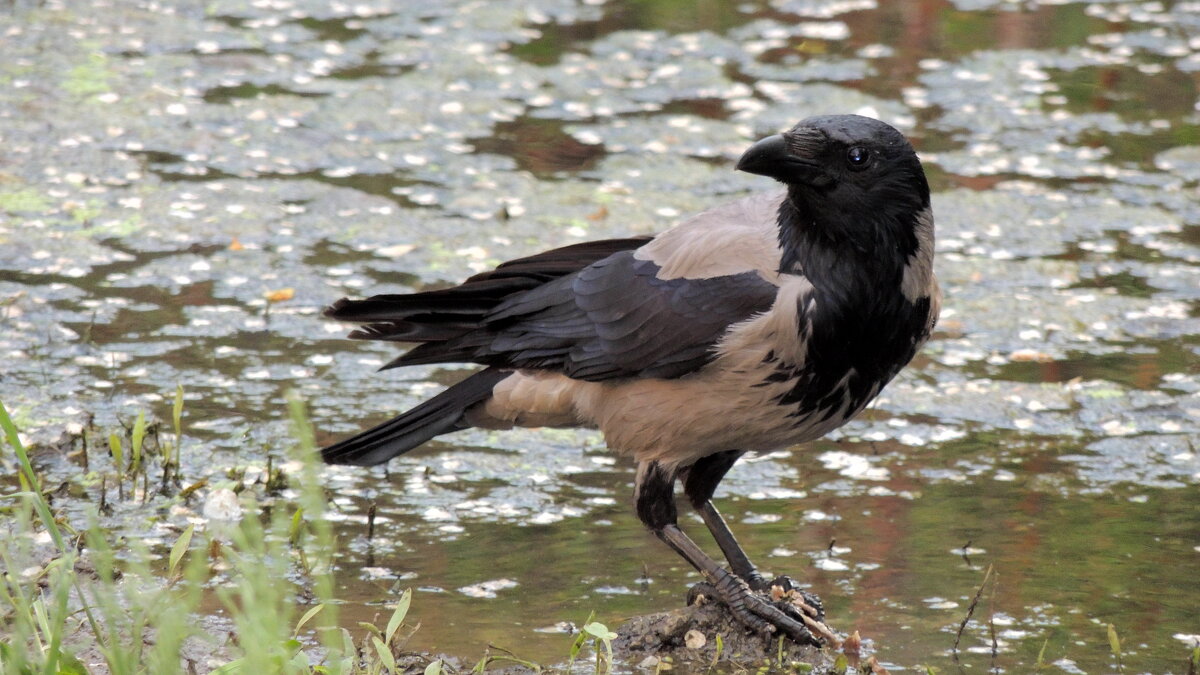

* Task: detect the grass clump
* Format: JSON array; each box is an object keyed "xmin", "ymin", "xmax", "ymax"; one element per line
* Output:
[{"xmin": 0, "ymin": 394, "xmax": 419, "ymax": 674}]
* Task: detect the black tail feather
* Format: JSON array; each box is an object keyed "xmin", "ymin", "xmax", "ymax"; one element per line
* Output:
[
  {"xmin": 346, "ymin": 319, "xmax": 477, "ymax": 343},
  {"xmin": 320, "ymin": 368, "xmax": 509, "ymax": 466},
  {"xmin": 324, "ymin": 279, "xmax": 528, "ymax": 322},
  {"xmin": 465, "ymin": 236, "xmax": 651, "ymax": 283},
  {"xmin": 323, "ymin": 237, "xmax": 651, "ymax": 345}
]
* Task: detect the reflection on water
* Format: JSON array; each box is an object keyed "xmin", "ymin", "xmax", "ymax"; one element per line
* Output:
[{"xmin": 0, "ymin": 0, "xmax": 1197, "ymax": 672}]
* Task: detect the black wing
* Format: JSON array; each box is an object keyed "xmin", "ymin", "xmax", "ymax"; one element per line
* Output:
[{"xmin": 392, "ymin": 250, "xmax": 779, "ymax": 381}]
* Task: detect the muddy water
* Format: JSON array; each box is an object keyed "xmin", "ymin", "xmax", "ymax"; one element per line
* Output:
[{"xmin": 1, "ymin": 0, "xmax": 1197, "ymax": 672}]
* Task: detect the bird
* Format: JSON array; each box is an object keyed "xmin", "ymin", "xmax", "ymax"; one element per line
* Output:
[{"xmin": 319, "ymin": 114, "xmax": 939, "ymax": 643}]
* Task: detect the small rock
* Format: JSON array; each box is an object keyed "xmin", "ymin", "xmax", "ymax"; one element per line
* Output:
[{"xmin": 202, "ymin": 488, "xmax": 242, "ymax": 521}]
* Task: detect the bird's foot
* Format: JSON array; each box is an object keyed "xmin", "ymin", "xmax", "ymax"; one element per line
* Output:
[
  {"xmin": 686, "ymin": 569, "xmax": 833, "ymax": 646},
  {"xmin": 731, "ymin": 573, "xmax": 826, "ymax": 624}
]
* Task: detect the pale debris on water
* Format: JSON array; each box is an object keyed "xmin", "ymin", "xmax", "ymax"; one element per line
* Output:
[
  {"xmin": 458, "ymin": 578, "xmax": 518, "ymax": 599},
  {"xmin": 814, "ymin": 557, "xmax": 849, "ymax": 572},
  {"xmin": 951, "ymin": 545, "xmax": 987, "ymax": 556},
  {"xmin": 361, "ymin": 567, "xmax": 398, "ymax": 580},
  {"xmin": 804, "ymin": 509, "xmax": 838, "ymax": 521},
  {"xmin": 818, "ymin": 450, "xmax": 890, "ymax": 481},
  {"xmin": 747, "ymin": 487, "xmax": 807, "ymax": 500},
  {"xmin": 202, "ymin": 488, "xmax": 242, "ymax": 521},
  {"xmin": 924, "ymin": 597, "xmax": 959, "ymax": 610},
  {"xmin": 743, "ymin": 512, "xmax": 783, "ymax": 524},
  {"xmin": 1173, "ymin": 633, "xmax": 1200, "ymax": 646},
  {"xmin": 530, "ymin": 510, "xmax": 563, "ymax": 525},
  {"xmin": 422, "ymin": 506, "xmax": 454, "ymax": 522},
  {"xmin": 595, "ymin": 585, "xmax": 637, "ymax": 595}
]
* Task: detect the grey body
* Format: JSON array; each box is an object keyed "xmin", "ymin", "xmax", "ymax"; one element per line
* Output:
[{"xmin": 471, "ymin": 190, "xmax": 939, "ymax": 471}]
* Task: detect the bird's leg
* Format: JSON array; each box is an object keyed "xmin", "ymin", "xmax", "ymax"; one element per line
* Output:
[
  {"xmin": 635, "ymin": 460, "xmax": 820, "ymax": 644},
  {"xmin": 695, "ymin": 500, "xmax": 825, "ymax": 621},
  {"xmin": 696, "ymin": 500, "xmax": 766, "ymax": 587},
  {"xmin": 681, "ymin": 451, "xmax": 765, "ymax": 585},
  {"xmin": 682, "ymin": 452, "xmax": 825, "ymax": 624}
]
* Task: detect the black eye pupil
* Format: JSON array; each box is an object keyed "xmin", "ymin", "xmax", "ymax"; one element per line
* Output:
[{"xmin": 847, "ymin": 146, "xmax": 870, "ymax": 166}]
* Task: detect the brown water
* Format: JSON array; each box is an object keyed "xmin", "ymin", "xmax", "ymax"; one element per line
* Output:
[{"xmin": 0, "ymin": 0, "xmax": 1197, "ymax": 672}]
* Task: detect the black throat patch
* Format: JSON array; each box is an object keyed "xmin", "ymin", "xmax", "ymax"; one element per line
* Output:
[{"xmin": 769, "ymin": 195, "xmax": 935, "ymax": 422}]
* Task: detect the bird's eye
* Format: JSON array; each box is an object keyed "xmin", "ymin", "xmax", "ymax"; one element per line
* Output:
[{"xmin": 846, "ymin": 146, "xmax": 871, "ymax": 170}]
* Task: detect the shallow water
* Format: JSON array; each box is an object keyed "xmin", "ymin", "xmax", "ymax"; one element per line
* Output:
[{"xmin": 0, "ymin": 0, "xmax": 1197, "ymax": 672}]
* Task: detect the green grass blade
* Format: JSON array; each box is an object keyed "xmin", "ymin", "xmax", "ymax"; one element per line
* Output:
[
  {"xmin": 169, "ymin": 524, "xmax": 195, "ymax": 577},
  {"xmin": 385, "ymin": 589, "xmax": 412, "ymax": 645},
  {"xmin": 372, "ymin": 636, "xmax": 397, "ymax": 673},
  {"xmin": 131, "ymin": 411, "xmax": 146, "ymax": 471},
  {"xmin": 208, "ymin": 656, "xmax": 245, "ymax": 674},
  {"xmin": 1108, "ymin": 623, "xmax": 1123, "ymax": 672},
  {"xmin": 0, "ymin": 401, "xmax": 32, "ymax": 488},
  {"xmin": 173, "ymin": 384, "xmax": 184, "ymax": 437},
  {"xmin": 0, "ymin": 401, "xmax": 65, "ymax": 550},
  {"xmin": 294, "ymin": 604, "xmax": 326, "ymax": 637},
  {"xmin": 108, "ymin": 433, "xmax": 124, "ymax": 475},
  {"xmin": 172, "ymin": 384, "xmax": 184, "ymax": 477}
]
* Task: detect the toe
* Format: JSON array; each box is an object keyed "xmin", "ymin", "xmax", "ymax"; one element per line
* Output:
[
  {"xmin": 796, "ymin": 589, "xmax": 825, "ymax": 621},
  {"xmin": 744, "ymin": 599, "xmax": 817, "ymax": 644}
]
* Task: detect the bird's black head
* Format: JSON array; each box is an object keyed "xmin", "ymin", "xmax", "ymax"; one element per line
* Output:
[{"xmin": 737, "ymin": 115, "xmax": 931, "ymax": 263}]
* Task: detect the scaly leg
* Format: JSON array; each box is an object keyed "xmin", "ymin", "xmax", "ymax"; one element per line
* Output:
[
  {"xmin": 681, "ymin": 451, "xmax": 763, "ymax": 585},
  {"xmin": 634, "ymin": 460, "xmax": 820, "ymax": 644},
  {"xmin": 682, "ymin": 452, "xmax": 825, "ymax": 622}
]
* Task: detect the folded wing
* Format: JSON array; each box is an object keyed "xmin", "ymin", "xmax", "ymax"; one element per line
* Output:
[{"xmin": 389, "ymin": 249, "xmax": 778, "ymax": 380}]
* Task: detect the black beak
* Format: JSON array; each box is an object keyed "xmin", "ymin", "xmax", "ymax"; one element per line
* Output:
[
  {"xmin": 736, "ymin": 134, "xmax": 789, "ymax": 177},
  {"xmin": 736, "ymin": 129, "xmax": 827, "ymax": 184}
]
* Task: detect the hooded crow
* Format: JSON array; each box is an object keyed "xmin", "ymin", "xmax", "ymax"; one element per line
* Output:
[{"xmin": 320, "ymin": 114, "xmax": 939, "ymax": 643}]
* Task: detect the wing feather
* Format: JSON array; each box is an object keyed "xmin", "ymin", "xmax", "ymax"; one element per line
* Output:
[
  {"xmin": 359, "ymin": 192, "xmax": 789, "ymax": 380},
  {"xmin": 390, "ymin": 249, "xmax": 779, "ymax": 381}
]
